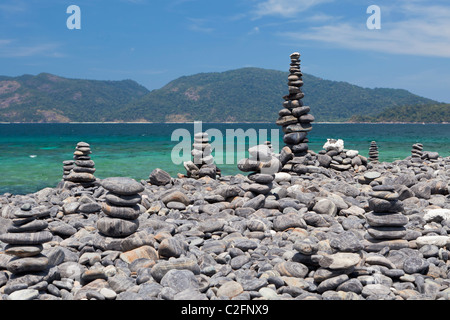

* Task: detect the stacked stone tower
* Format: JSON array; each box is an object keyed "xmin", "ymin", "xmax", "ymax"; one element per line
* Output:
[
  {"xmin": 368, "ymin": 141, "xmax": 379, "ymax": 163},
  {"xmin": 184, "ymin": 132, "xmax": 220, "ymax": 179},
  {"xmin": 276, "ymin": 52, "xmax": 314, "ymax": 157},
  {"xmin": 64, "ymin": 142, "xmax": 96, "ymax": 186}
]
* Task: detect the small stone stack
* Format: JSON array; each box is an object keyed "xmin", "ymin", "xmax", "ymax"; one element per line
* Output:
[
  {"xmin": 0, "ymin": 204, "xmax": 53, "ymax": 274},
  {"xmin": 364, "ymin": 185, "xmax": 409, "ymax": 251},
  {"xmin": 184, "ymin": 132, "xmax": 220, "ymax": 179},
  {"xmin": 276, "ymin": 52, "xmax": 314, "ymax": 157},
  {"xmin": 64, "ymin": 142, "xmax": 96, "ymax": 185},
  {"xmin": 97, "ymin": 177, "xmax": 144, "ymax": 238},
  {"xmin": 411, "ymin": 143, "xmax": 423, "ymax": 163},
  {"xmin": 368, "ymin": 141, "xmax": 379, "ymax": 163},
  {"xmin": 238, "ymin": 144, "xmax": 281, "ymax": 197}
]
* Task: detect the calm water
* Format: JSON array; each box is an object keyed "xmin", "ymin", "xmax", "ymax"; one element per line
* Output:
[{"xmin": 0, "ymin": 123, "xmax": 449, "ymax": 195}]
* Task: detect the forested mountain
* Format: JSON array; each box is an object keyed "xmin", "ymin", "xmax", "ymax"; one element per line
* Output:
[
  {"xmin": 0, "ymin": 73, "xmax": 149, "ymax": 122},
  {"xmin": 0, "ymin": 68, "xmax": 442, "ymax": 123}
]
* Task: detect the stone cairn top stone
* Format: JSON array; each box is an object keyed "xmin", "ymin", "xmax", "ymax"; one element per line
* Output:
[{"xmin": 183, "ymin": 132, "xmax": 220, "ymax": 179}]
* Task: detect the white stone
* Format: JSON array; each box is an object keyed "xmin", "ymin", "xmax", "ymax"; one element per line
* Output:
[
  {"xmin": 100, "ymin": 287, "xmax": 117, "ymax": 300},
  {"xmin": 248, "ymin": 144, "xmax": 273, "ymax": 161},
  {"xmin": 424, "ymin": 209, "xmax": 450, "ymax": 222},
  {"xmin": 8, "ymin": 289, "xmax": 39, "ymax": 300},
  {"xmin": 323, "ymin": 139, "xmax": 344, "ymax": 152},
  {"xmin": 346, "ymin": 150, "xmax": 359, "ymax": 158},
  {"xmin": 416, "ymin": 236, "xmax": 450, "ymax": 248},
  {"xmin": 274, "ymin": 172, "xmax": 291, "ymax": 183}
]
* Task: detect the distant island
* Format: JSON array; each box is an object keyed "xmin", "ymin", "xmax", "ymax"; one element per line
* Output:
[{"xmin": 0, "ymin": 68, "xmax": 448, "ymax": 123}]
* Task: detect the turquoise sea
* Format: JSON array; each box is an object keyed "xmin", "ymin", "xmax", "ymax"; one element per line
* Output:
[{"xmin": 0, "ymin": 123, "xmax": 449, "ymax": 195}]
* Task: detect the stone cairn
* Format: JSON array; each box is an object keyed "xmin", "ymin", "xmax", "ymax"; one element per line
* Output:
[
  {"xmin": 97, "ymin": 177, "xmax": 144, "ymax": 238},
  {"xmin": 184, "ymin": 132, "xmax": 220, "ymax": 179},
  {"xmin": 364, "ymin": 185, "xmax": 409, "ymax": 251},
  {"xmin": 0, "ymin": 204, "xmax": 53, "ymax": 274},
  {"xmin": 276, "ymin": 52, "xmax": 314, "ymax": 158},
  {"xmin": 238, "ymin": 144, "xmax": 281, "ymax": 202},
  {"xmin": 368, "ymin": 141, "xmax": 379, "ymax": 163},
  {"xmin": 63, "ymin": 142, "xmax": 96, "ymax": 186},
  {"xmin": 411, "ymin": 143, "xmax": 423, "ymax": 163}
]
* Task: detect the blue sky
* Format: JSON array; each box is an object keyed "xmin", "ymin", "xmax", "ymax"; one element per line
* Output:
[{"xmin": 1, "ymin": 0, "xmax": 449, "ymax": 102}]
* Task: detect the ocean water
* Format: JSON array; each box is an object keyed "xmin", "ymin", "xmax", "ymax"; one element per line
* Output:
[{"xmin": 0, "ymin": 123, "xmax": 449, "ymax": 195}]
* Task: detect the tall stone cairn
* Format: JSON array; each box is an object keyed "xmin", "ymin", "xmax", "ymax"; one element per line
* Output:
[
  {"xmin": 64, "ymin": 142, "xmax": 96, "ymax": 186},
  {"xmin": 368, "ymin": 141, "xmax": 379, "ymax": 163},
  {"xmin": 276, "ymin": 52, "xmax": 315, "ymax": 157},
  {"xmin": 411, "ymin": 143, "xmax": 423, "ymax": 163}
]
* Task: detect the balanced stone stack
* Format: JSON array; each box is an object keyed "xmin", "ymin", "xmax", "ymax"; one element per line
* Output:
[
  {"xmin": 184, "ymin": 132, "xmax": 220, "ymax": 179},
  {"xmin": 0, "ymin": 204, "xmax": 53, "ymax": 274},
  {"xmin": 64, "ymin": 142, "xmax": 96, "ymax": 185},
  {"xmin": 276, "ymin": 52, "xmax": 314, "ymax": 157},
  {"xmin": 368, "ymin": 141, "xmax": 379, "ymax": 163},
  {"xmin": 364, "ymin": 185, "xmax": 409, "ymax": 251},
  {"xmin": 411, "ymin": 143, "xmax": 423, "ymax": 163},
  {"xmin": 238, "ymin": 144, "xmax": 281, "ymax": 200},
  {"xmin": 97, "ymin": 177, "xmax": 144, "ymax": 238}
]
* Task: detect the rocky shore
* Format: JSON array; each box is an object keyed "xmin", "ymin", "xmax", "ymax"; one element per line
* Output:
[{"xmin": 0, "ymin": 149, "xmax": 449, "ymax": 300}]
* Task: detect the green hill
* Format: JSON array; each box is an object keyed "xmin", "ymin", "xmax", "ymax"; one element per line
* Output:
[
  {"xmin": 122, "ymin": 68, "xmax": 439, "ymax": 122},
  {"xmin": 350, "ymin": 103, "xmax": 450, "ymax": 123},
  {"xmin": 0, "ymin": 68, "xmax": 442, "ymax": 123},
  {"xmin": 0, "ymin": 73, "xmax": 149, "ymax": 122}
]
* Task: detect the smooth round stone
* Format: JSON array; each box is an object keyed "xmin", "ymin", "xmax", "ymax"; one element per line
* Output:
[
  {"xmin": 367, "ymin": 226, "xmax": 407, "ymax": 240},
  {"xmin": 97, "ymin": 217, "xmax": 139, "ymax": 237},
  {"xmin": 66, "ymin": 172, "xmax": 95, "ymax": 182},
  {"xmin": 319, "ymin": 252, "xmax": 361, "ymax": 270},
  {"xmin": 290, "ymin": 143, "xmax": 309, "ymax": 154},
  {"xmin": 8, "ymin": 289, "xmax": 39, "ymax": 300},
  {"xmin": 0, "ymin": 231, "xmax": 53, "ymax": 245},
  {"xmin": 7, "ymin": 255, "xmax": 49, "ymax": 274},
  {"xmin": 4, "ymin": 244, "xmax": 43, "ymax": 257},
  {"xmin": 105, "ymin": 193, "xmax": 142, "ymax": 207},
  {"xmin": 276, "ymin": 115, "xmax": 299, "ymax": 127},
  {"xmin": 166, "ymin": 201, "xmax": 186, "ymax": 210},
  {"xmin": 298, "ymin": 114, "xmax": 315, "ymax": 123},
  {"xmin": 248, "ymin": 173, "xmax": 274, "ymax": 184},
  {"xmin": 366, "ymin": 212, "xmax": 408, "ymax": 227},
  {"xmin": 101, "ymin": 177, "xmax": 144, "ymax": 196},
  {"xmin": 72, "ymin": 166, "xmax": 96, "ymax": 174},
  {"xmin": 158, "ymin": 238, "xmax": 188, "ymax": 258},
  {"xmin": 13, "ymin": 209, "xmax": 39, "ymax": 219},
  {"xmin": 364, "ymin": 171, "xmax": 381, "ymax": 180},
  {"xmin": 151, "ymin": 258, "xmax": 200, "ymax": 283},
  {"xmin": 274, "ymin": 261, "xmax": 308, "ymax": 278},
  {"xmin": 74, "ymin": 160, "xmax": 95, "ymax": 168},
  {"xmin": 248, "ymin": 183, "xmax": 271, "ymax": 195},
  {"xmin": 102, "ymin": 203, "xmax": 141, "ymax": 220},
  {"xmin": 368, "ymin": 198, "xmax": 404, "ymax": 213},
  {"xmin": 283, "ymin": 131, "xmax": 307, "ymax": 145},
  {"xmin": 78, "ymin": 202, "xmax": 102, "ymax": 214},
  {"xmin": 237, "ymin": 158, "xmax": 260, "ymax": 172},
  {"xmin": 282, "ymin": 123, "xmax": 312, "ymax": 133},
  {"xmin": 283, "ymin": 100, "xmax": 303, "ymax": 109},
  {"xmin": 369, "ymin": 191, "xmax": 399, "ymax": 201},
  {"xmin": 7, "ymin": 220, "xmax": 48, "ymax": 233},
  {"xmin": 216, "ymin": 281, "xmax": 244, "ymax": 299},
  {"xmin": 403, "ymin": 257, "xmax": 430, "ymax": 274}
]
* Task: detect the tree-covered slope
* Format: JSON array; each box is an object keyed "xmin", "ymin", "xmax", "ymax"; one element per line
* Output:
[
  {"xmin": 122, "ymin": 67, "xmax": 439, "ymax": 122},
  {"xmin": 0, "ymin": 73, "xmax": 149, "ymax": 122}
]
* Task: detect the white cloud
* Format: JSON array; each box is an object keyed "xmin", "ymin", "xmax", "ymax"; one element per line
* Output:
[
  {"xmin": 187, "ymin": 18, "xmax": 214, "ymax": 34},
  {"xmin": 0, "ymin": 40, "xmax": 64, "ymax": 58},
  {"xmin": 282, "ymin": 3, "xmax": 450, "ymax": 58},
  {"xmin": 253, "ymin": 0, "xmax": 333, "ymax": 18}
]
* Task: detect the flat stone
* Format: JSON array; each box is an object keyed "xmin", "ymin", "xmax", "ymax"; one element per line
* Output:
[
  {"xmin": 158, "ymin": 238, "xmax": 188, "ymax": 258},
  {"xmin": 97, "ymin": 217, "xmax": 139, "ymax": 238},
  {"xmin": 7, "ymin": 220, "xmax": 48, "ymax": 233},
  {"xmin": 161, "ymin": 269, "xmax": 199, "ymax": 294},
  {"xmin": 367, "ymin": 226, "xmax": 407, "ymax": 240},
  {"xmin": 273, "ymin": 214, "xmax": 306, "ymax": 231},
  {"xmin": 416, "ymin": 236, "xmax": 450, "ymax": 248},
  {"xmin": 274, "ymin": 261, "xmax": 308, "ymax": 278},
  {"xmin": 361, "ymin": 284, "xmax": 391, "ymax": 298},
  {"xmin": 8, "ymin": 289, "xmax": 39, "ymax": 300},
  {"xmin": 319, "ymin": 253, "xmax": 361, "ymax": 270},
  {"xmin": 368, "ymin": 198, "xmax": 404, "ymax": 213},
  {"xmin": 216, "ymin": 281, "xmax": 243, "ymax": 299},
  {"xmin": 364, "ymin": 172, "xmax": 381, "ymax": 180},
  {"xmin": 161, "ymin": 191, "xmax": 190, "ymax": 206},
  {"xmin": 102, "ymin": 203, "xmax": 141, "ymax": 220},
  {"xmin": 0, "ymin": 231, "xmax": 53, "ymax": 245},
  {"xmin": 7, "ymin": 255, "xmax": 49, "ymax": 274},
  {"xmin": 366, "ymin": 212, "xmax": 408, "ymax": 227},
  {"xmin": 102, "ymin": 177, "xmax": 144, "ymax": 196},
  {"xmin": 4, "ymin": 244, "xmax": 43, "ymax": 257}
]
